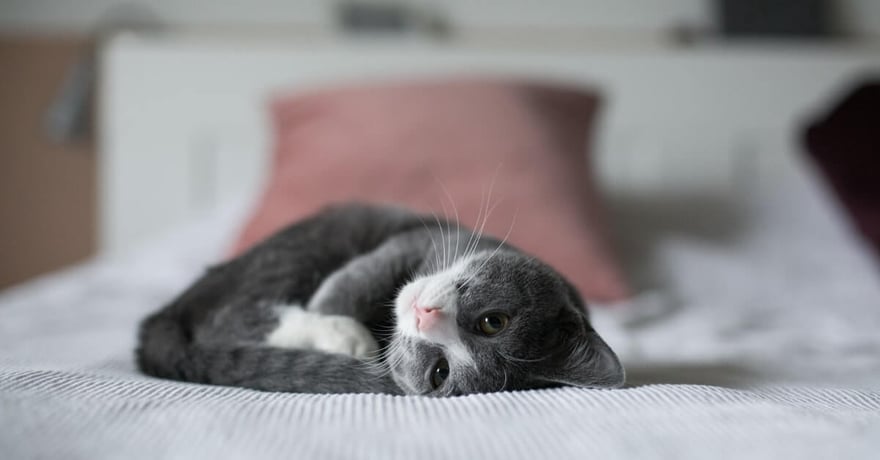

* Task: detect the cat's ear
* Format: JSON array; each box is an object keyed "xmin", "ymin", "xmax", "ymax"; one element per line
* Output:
[{"xmin": 543, "ymin": 321, "xmax": 625, "ymax": 389}]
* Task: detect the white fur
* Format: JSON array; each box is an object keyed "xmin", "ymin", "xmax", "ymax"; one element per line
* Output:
[
  {"xmin": 265, "ymin": 305, "xmax": 378, "ymax": 358},
  {"xmin": 394, "ymin": 257, "xmax": 476, "ymax": 367}
]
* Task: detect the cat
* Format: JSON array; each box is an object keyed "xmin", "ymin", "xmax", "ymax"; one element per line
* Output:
[{"xmin": 136, "ymin": 203, "xmax": 625, "ymax": 396}]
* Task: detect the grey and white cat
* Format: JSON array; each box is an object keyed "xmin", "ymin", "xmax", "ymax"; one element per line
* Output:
[{"xmin": 137, "ymin": 203, "xmax": 624, "ymax": 396}]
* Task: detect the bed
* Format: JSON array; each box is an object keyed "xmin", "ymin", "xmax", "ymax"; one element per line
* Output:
[{"xmin": 2, "ymin": 34, "xmax": 879, "ymax": 459}]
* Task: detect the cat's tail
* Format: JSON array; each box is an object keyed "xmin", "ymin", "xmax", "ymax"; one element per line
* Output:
[{"xmin": 136, "ymin": 309, "xmax": 401, "ymax": 394}]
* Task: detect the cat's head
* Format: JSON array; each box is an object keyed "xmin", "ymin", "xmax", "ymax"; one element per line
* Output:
[{"xmin": 389, "ymin": 250, "xmax": 624, "ymax": 396}]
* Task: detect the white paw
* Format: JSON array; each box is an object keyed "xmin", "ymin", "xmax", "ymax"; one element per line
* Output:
[
  {"xmin": 266, "ymin": 306, "xmax": 379, "ymax": 358},
  {"xmin": 312, "ymin": 315, "xmax": 379, "ymax": 358}
]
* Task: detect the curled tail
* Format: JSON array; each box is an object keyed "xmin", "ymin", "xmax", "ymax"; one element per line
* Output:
[{"xmin": 136, "ymin": 310, "xmax": 400, "ymax": 394}]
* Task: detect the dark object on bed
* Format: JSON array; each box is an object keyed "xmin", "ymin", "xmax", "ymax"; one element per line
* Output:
[
  {"xmin": 716, "ymin": 0, "xmax": 832, "ymax": 38},
  {"xmin": 804, "ymin": 80, "xmax": 880, "ymax": 261}
]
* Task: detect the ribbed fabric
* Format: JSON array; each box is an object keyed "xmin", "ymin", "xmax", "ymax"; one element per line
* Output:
[{"xmin": 2, "ymin": 367, "xmax": 879, "ymax": 460}]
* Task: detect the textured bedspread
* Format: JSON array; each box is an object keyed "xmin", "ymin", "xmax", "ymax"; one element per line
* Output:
[
  {"xmin": 2, "ymin": 155, "xmax": 880, "ymax": 459},
  {"xmin": 3, "ymin": 371, "xmax": 878, "ymax": 459}
]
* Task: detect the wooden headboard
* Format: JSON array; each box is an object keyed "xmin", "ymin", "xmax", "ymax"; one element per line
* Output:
[{"xmin": 98, "ymin": 34, "xmax": 879, "ymax": 256}]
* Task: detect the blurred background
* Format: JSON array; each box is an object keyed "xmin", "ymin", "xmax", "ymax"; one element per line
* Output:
[{"xmin": 1, "ymin": 0, "xmax": 879, "ymax": 290}]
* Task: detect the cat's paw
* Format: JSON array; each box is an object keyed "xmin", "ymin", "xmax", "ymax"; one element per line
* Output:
[
  {"xmin": 312, "ymin": 315, "xmax": 379, "ymax": 358},
  {"xmin": 266, "ymin": 307, "xmax": 379, "ymax": 358}
]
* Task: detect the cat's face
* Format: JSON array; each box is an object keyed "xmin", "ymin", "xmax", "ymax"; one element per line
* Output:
[{"xmin": 390, "ymin": 250, "xmax": 624, "ymax": 396}]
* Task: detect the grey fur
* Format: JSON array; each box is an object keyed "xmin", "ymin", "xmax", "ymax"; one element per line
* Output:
[{"xmin": 137, "ymin": 203, "xmax": 624, "ymax": 395}]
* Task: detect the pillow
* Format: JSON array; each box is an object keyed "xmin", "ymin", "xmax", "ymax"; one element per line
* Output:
[
  {"xmin": 232, "ymin": 79, "xmax": 629, "ymax": 302},
  {"xmin": 804, "ymin": 80, "xmax": 880, "ymax": 262}
]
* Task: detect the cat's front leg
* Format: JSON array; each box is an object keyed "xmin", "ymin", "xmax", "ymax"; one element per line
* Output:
[
  {"xmin": 266, "ymin": 306, "xmax": 379, "ymax": 358},
  {"xmin": 306, "ymin": 233, "xmax": 429, "ymax": 321},
  {"xmin": 305, "ymin": 270, "xmax": 361, "ymax": 318}
]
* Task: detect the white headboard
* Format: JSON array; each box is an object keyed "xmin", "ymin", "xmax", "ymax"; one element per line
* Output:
[{"xmin": 98, "ymin": 34, "xmax": 879, "ymax": 256}]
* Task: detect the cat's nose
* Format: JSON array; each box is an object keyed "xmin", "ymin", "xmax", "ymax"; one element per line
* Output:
[{"xmin": 414, "ymin": 305, "xmax": 441, "ymax": 331}]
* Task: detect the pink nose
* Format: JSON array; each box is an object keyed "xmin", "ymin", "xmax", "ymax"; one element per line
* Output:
[{"xmin": 414, "ymin": 305, "xmax": 441, "ymax": 331}]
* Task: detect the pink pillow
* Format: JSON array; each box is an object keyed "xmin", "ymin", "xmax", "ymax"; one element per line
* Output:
[{"xmin": 232, "ymin": 79, "xmax": 629, "ymax": 302}]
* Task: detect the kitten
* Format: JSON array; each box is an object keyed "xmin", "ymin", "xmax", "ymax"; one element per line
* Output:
[{"xmin": 137, "ymin": 203, "xmax": 624, "ymax": 396}]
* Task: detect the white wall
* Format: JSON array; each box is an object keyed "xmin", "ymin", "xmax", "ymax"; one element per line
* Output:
[
  {"xmin": 836, "ymin": 0, "xmax": 880, "ymax": 37},
  {"xmin": 99, "ymin": 37, "xmax": 880, "ymax": 254},
  {"xmin": 3, "ymin": 0, "xmax": 878, "ymax": 37}
]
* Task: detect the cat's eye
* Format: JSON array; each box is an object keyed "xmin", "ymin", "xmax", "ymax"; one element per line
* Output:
[
  {"xmin": 478, "ymin": 313, "xmax": 510, "ymax": 335},
  {"xmin": 430, "ymin": 358, "xmax": 450, "ymax": 389}
]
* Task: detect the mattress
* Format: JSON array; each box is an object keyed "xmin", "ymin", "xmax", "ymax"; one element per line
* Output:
[{"xmin": 2, "ymin": 152, "xmax": 880, "ymax": 459}]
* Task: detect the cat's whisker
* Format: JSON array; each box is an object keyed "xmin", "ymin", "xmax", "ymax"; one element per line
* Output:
[
  {"xmin": 473, "ymin": 196, "xmax": 502, "ymax": 255},
  {"xmin": 428, "ymin": 214, "xmax": 443, "ymax": 272},
  {"xmin": 468, "ymin": 207, "xmax": 518, "ymax": 283},
  {"xmin": 460, "ymin": 247, "xmax": 488, "ymax": 288},
  {"xmin": 499, "ymin": 368, "xmax": 509, "ymax": 392},
  {"xmin": 372, "ymin": 343, "xmax": 405, "ymax": 378},
  {"xmin": 463, "ymin": 183, "xmax": 487, "ymax": 261},
  {"xmin": 473, "ymin": 165, "xmax": 501, "ymax": 250},
  {"xmin": 496, "ymin": 349, "xmax": 549, "ymax": 364},
  {"xmin": 459, "ymin": 253, "xmax": 482, "ymax": 289},
  {"xmin": 416, "ymin": 215, "xmax": 442, "ymax": 273},
  {"xmin": 429, "ymin": 210, "xmax": 446, "ymax": 271},
  {"xmin": 355, "ymin": 355, "xmax": 386, "ymax": 368},
  {"xmin": 468, "ymin": 177, "xmax": 491, "ymax": 259},
  {"xmin": 437, "ymin": 214, "xmax": 451, "ymax": 272},
  {"xmin": 462, "ymin": 167, "xmax": 501, "ymax": 265},
  {"xmin": 436, "ymin": 196, "xmax": 451, "ymax": 270},
  {"xmin": 434, "ymin": 176, "xmax": 462, "ymax": 264},
  {"xmin": 370, "ymin": 327, "xmax": 399, "ymax": 336},
  {"xmin": 355, "ymin": 340, "xmax": 401, "ymax": 375},
  {"xmin": 463, "ymin": 188, "xmax": 482, "ymax": 260},
  {"xmin": 462, "ymin": 198, "xmax": 504, "ymax": 285}
]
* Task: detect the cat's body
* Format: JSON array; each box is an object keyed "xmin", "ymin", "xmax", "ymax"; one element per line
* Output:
[{"xmin": 137, "ymin": 203, "xmax": 624, "ymax": 396}]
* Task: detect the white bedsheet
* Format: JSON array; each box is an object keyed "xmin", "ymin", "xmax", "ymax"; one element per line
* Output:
[{"xmin": 2, "ymin": 153, "xmax": 879, "ymax": 459}]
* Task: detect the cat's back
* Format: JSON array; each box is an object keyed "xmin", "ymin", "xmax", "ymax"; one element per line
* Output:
[
  {"xmin": 211, "ymin": 203, "xmax": 427, "ymax": 299},
  {"xmin": 144, "ymin": 203, "xmax": 429, "ymax": 342},
  {"xmin": 239, "ymin": 203, "xmax": 426, "ymax": 261}
]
